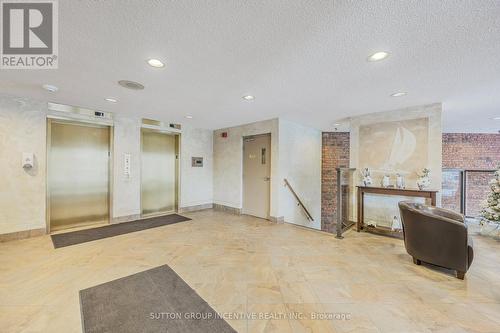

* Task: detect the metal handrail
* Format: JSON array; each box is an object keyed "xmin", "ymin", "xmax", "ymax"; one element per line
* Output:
[{"xmin": 283, "ymin": 179, "xmax": 314, "ymax": 221}]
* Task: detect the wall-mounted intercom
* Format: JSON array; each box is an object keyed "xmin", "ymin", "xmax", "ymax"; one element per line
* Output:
[{"xmin": 22, "ymin": 152, "xmax": 34, "ymax": 169}]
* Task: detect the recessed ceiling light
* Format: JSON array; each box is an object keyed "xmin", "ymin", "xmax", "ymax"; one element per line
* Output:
[
  {"xmin": 105, "ymin": 97, "xmax": 117, "ymax": 103},
  {"xmin": 185, "ymin": 115, "xmax": 193, "ymax": 119},
  {"xmin": 147, "ymin": 58, "xmax": 165, "ymax": 68},
  {"xmin": 42, "ymin": 84, "xmax": 58, "ymax": 92},
  {"xmin": 118, "ymin": 80, "xmax": 145, "ymax": 90},
  {"xmin": 367, "ymin": 51, "xmax": 390, "ymax": 62},
  {"xmin": 242, "ymin": 95, "xmax": 255, "ymax": 101},
  {"xmin": 390, "ymin": 92, "xmax": 407, "ymax": 97}
]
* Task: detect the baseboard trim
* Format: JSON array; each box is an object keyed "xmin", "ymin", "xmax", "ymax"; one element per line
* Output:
[
  {"xmin": 178, "ymin": 203, "xmax": 213, "ymax": 213},
  {"xmin": 269, "ymin": 216, "xmax": 285, "ymax": 223},
  {"xmin": 111, "ymin": 214, "xmax": 141, "ymax": 224},
  {"xmin": 213, "ymin": 204, "xmax": 242, "ymax": 215},
  {"xmin": 0, "ymin": 228, "xmax": 46, "ymax": 243}
]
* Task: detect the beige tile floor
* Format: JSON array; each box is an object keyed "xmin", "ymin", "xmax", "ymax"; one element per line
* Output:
[{"xmin": 1, "ymin": 210, "xmax": 500, "ymax": 333}]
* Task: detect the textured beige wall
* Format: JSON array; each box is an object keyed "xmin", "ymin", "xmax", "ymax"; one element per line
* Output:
[
  {"xmin": 213, "ymin": 118, "xmax": 323, "ymax": 226},
  {"xmin": 179, "ymin": 125, "xmax": 213, "ymax": 208},
  {"xmin": 350, "ymin": 103, "xmax": 442, "ymax": 226},
  {"xmin": 279, "ymin": 119, "xmax": 322, "ymax": 229},
  {"xmin": 0, "ymin": 95, "xmax": 47, "ymax": 234},
  {"xmin": 213, "ymin": 119, "xmax": 280, "ymax": 217},
  {"xmin": 358, "ymin": 117, "xmax": 430, "ymax": 187},
  {"xmin": 0, "ymin": 94, "xmax": 214, "ymax": 235},
  {"xmin": 112, "ymin": 114, "xmax": 142, "ymax": 219}
]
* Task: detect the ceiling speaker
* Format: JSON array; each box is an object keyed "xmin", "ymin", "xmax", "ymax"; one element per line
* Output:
[{"xmin": 118, "ymin": 80, "xmax": 145, "ymax": 90}]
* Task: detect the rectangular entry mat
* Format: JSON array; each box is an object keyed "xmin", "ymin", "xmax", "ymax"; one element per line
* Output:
[
  {"xmin": 79, "ymin": 265, "xmax": 236, "ymax": 333},
  {"xmin": 51, "ymin": 214, "xmax": 191, "ymax": 248}
]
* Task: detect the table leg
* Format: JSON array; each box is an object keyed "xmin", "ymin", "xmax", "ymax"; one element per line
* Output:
[
  {"xmin": 430, "ymin": 192, "xmax": 436, "ymax": 206},
  {"xmin": 357, "ymin": 190, "xmax": 363, "ymax": 232}
]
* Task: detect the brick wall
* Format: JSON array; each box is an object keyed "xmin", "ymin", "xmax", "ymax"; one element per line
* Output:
[
  {"xmin": 321, "ymin": 132, "xmax": 350, "ymax": 233},
  {"xmin": 442, "ymin": 133, "xmax": 500, "ymax": 215},
  {"xmin": 442, "ymin": 133, "xmax": 500, "ymax": 169}
]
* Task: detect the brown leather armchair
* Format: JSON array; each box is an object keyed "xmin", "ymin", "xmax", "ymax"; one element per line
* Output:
[{"xmin": 398, "ymin": 201, "xmax": 474, "ymax": 279}]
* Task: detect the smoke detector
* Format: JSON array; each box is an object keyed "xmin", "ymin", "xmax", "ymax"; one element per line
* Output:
[{"xmin": 118, "ymin": 80, "xmax": 144, "ymax": 90}]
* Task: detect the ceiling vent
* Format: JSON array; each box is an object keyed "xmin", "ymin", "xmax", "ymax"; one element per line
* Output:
[{"xmin": 118, "ymin": 80, "xmax": 145, "ymax": 90}]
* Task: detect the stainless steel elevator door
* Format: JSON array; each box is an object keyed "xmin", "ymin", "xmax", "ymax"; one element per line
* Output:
[
  {"xmin": 141, "ymin": 130, "xmax": 177, "ymax": 216},
  {"xmin": 48, "ymin": 121, "xmax": 110, "ymax": 231}
]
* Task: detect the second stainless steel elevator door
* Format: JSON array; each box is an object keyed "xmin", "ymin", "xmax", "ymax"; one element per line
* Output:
[
  {"xmin": 48, "ymin": 121, "xmax": 110, "ymax": 231},
  {"xmin": 141, "ymin": 129, "xmax": 177, "ymax": 216}
]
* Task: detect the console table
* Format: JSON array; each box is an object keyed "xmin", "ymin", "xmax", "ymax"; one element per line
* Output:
[{"xmin": 356, "ymin": 186, "xmax": 438, "ymax": 237}]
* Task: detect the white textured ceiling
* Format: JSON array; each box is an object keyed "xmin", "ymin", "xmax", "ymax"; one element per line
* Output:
[{"xmin": 1, "ymin": 0, "xmax": 500, "ymax": 132}]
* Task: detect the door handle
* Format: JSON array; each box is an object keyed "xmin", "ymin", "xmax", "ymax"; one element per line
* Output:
[{"xmin": 264, "ymin": 177, "xmax": 271, "ymax": 181}]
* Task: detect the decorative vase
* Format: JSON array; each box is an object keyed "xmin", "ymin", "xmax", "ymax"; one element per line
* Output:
[
  {"xmin": 396, "ymin": 174, "xmax": 405, "ymax": 189},
  {"xmin": 391, "ymin": 216, "xmax": 401, "ymax": 231},
  {"xmin": 382, "ymin": 175, "xmax": 390, "ymax": 188},
  {"xmin": 361, "ymin": 168, "xmax": 372, "ymax": 186},
  {"xmin": 416, "ymin": 168, "xmax": 431, "ymax": 190}
]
